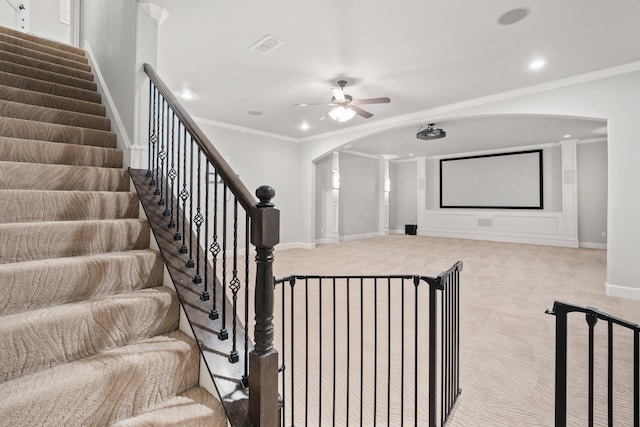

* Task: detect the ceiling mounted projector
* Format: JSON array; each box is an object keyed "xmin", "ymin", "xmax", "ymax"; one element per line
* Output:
[{"xmin": 417, "ymin": 123, "xmax": 446, "ymax": 140}]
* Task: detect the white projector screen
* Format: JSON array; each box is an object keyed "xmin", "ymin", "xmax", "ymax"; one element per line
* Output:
[{"xmin": 440, "ymin": 150, "xmax": 543, "ymax": 209}]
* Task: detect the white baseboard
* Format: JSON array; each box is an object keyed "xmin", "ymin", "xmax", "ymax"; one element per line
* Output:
[
  {"xmin": 340, "ymin": 231, "xmax": 384, "ymax": 242},
  {"xmin": 315, "ymin": 236, "xmax": 340, "ymax": 245},
  {"xmin": 83, "ymin": 42, "xmax": 132, "ymax": 150},
  {"xmin": 277, "ymin": 242, "xmax": 316, "ymax": 251},
  {"xmin": 420, "ymin": 230, "xmax": 579, "ymax": 248},
  {"xmin": 579, "ymin": 242, "xmax": 607, "ymax": 250},
  {"xmin": 605, "ymin": 281, "xmax": 640, "ymax": 301}
]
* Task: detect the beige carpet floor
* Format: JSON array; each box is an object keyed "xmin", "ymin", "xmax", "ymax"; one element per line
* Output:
[{"xmin": 267, "ymin": 234, "xmax": 639, "ymax": 426}]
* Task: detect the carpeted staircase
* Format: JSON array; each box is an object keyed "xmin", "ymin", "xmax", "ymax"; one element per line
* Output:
[{"xmin": 0, "ymin": 26, "xmax": 227, "ymax": 426}]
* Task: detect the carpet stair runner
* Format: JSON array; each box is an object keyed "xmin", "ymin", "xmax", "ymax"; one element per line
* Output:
[{"xmin": 0, "ymin": 26, "xmax": 227, "ymax": 426}]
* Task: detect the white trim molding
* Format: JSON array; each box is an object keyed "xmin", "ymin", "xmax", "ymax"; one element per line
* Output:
[
  {"xmin": 340, "ymin": 231, "xmax": 385, "ymax": 243},
  {"xmin": 606, "ymin": 281, "xmax": 640, "ymax": 302},
  {"xmin": 579, "ymin": 242, "xmax": 607, "ymax": 250}
]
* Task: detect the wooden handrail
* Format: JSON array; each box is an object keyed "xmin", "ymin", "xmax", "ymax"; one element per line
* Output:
[{"xmin": 143, "ymin": 63, "xmax": 257, "ymax": 215}]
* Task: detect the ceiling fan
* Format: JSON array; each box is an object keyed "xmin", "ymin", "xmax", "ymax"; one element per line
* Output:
[{"xmin": 295, "ymin": 80, "xmax": 391, "ymax": 123}]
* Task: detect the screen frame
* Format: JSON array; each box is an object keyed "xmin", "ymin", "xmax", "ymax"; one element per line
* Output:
[{"xmin": 439, "ymin": 149, "xmax": 544, "ymax": 209}]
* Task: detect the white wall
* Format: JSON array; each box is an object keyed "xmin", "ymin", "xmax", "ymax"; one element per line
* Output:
[
  {"xmin": 338, "ymin": 152, "xmax": 380, "ymax": 238},
  {"xmin": 29, "ymin": 0, "xmax": 70, "ymax": 44},
  {"xmin": 577, "ymin": 140, "xmax": 608, "ymax": 247},
  {"xmin": 392, "ymin": 160, "xmax": 417, "ymax": 232},
  {"xmin": 298, "ymin": 68, "xmax": 640, "ymax": 299}
]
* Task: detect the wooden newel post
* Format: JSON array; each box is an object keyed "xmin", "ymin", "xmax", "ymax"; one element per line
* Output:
[{"xmin": 249, "ymin": 185, "xmax": 280, "ymax": 427}]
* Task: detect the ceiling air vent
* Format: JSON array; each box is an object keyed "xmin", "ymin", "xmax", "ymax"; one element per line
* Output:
[{"xmin": 250, "ymin": 34, "xmax": 284, "ymax": 56}]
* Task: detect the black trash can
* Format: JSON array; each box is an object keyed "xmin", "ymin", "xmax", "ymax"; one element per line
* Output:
[{"xmin": 405, "ymin": 224, "xmax": 417, "ymax": 235}]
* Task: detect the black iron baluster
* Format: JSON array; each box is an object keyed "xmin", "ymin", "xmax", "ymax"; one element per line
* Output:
[
  {"xmin": 218, "ymin": 184, "xmax": 229, "ymax": 340},
  {"xmin": 360, "ymin": 277, "xmax": 364, "ymax": 426},
  {"xmin": 374, "ymin": 277, "xmax": 378, "ymax": 425},
  {"xmin": 228, "ymin": 197, "xmax": 241, "ymax": 363},
  {"xmin": 400, "ymin": 277, "xmax": 405, "ymax": 424},
  {"xmin": 201, "ymin": 162, "xmax": 210, "ymax": 301},
  {"xmin": 291, "ymin": 277, "xmax": 296, "ymax": 424},
  {"xmin": 179, "ymin": 126, "xmax": 189, "ymax": 254},
  {"xmin": 173, "ymin": 120, "xmax": 182, "ymax": 241},
  {"xmin": 192, "ymin": 150, "xmax": 204, "ymax": 284},
  {"xmin": 346, "ymin": 278, "xmax": 351, "ymax": 425},
  {"xmin": 156, "ymin": 97, "xmax": 165, "ymax": 201},
  {"xmin": 332, "ymin": 277, "xmax": 337, "ymax": 427},
  {"xmin": 186, "ymin": 133, "xmax": 195, "ymax": 268},
  {"xmin": 586, "ymin": 311, "xmax": 598, "ymax": 427},
  {"xmin": 414, "ymin": 276, "xmax": 419, "ymax": 426},
  {"xmin": 305, "ymin": 277, "xmax": 309, "ymax": 426},
  {"xmin": 387, "ymin": 277, "xmax": 392, "ymax": 426},
  {"xmin": 209, "ymin": 170, "xmax": 220, "ymax": 320},
  {"xmin": 635, "ymin": 331, "xmax": 639, "ymax": 427},
  {"xmin": 608, "ymin": 320, "xmax": 613, "ymax": 426},
  {"xmin": 429, "ymin": 277, "xmax": 438, "ymax": 427},
  {"xmin": 162, "ymin": 104, "xmax": 171, "ymax": 217},
  {"xmin": 281, "ymin": 278, "xmax": 287, "ymax": 427},
  {"xmin": 167, "ymin": 111, "xmax": 176, "ymax": 227},
  {"xmin": 150, "ymin": 86, "xmax": 158, "ymax": 187},
  {"xmin": 146, "ymin": 80, "xmax": 153, "ymax": 178},
  {"xmin": 319, "ymin": 277, "xmax": 323, "ymax": 426},
  {"xmin": 242, "ymin": 214, "xmax": 249, "ymax": 387}
]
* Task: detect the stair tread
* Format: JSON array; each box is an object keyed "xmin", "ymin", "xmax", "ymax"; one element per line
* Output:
[
  {"xmin": 0, "ymin": 40, "xmax": 91, "ymax": 72},
  {"xmin": 0, "ymin": 218, "xmax": 150, "ymax": 264},
  {"xmin": 0, "ymin": 99, "xmax": 109, "ymax": 130},
  {"xmin": 112, "ymin": 387, "xmax": 227, "ymax": 427},
  {"xmin": 0, "ymin": 26, "xmax": 85, "ymax": 56},
  {"xmin": 0, "ymin": 59, "xmax": 97, "ymax": 91},
  {"xmin": 0, "ymin": 32, "xmax": 87, "ymax": 64},
  {"xmin": 0, "ymin": 84, "xmax": 105, "ymax": 116},
  {"xmin": 0, "ymin": 116, "xmax": 115, "ymax": 147},
  {"xmin": 0, "ymin": 70, "xmax": 101, "ymax": 103},
  {"xmin": 0, "ymin": 286, "xmax": 179, "ymax": 382},
  {"xmin": 0, "ymin": 249, "xmax": 163, "ymax": 316},
  {"xmin": 0, "ymin": 330, "xmax": 199, "ymax": 426},
  {"xmin": 0, "ymin": 49, "xmax": 93, "ymax": 81}
]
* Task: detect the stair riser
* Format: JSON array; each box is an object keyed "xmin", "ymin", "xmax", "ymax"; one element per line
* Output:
[
  {"xmin": 0, "ymin": 138, "xmax": 121, "ymax": 168},
  {"xmin": 0, "ymin": 117, "xmax": 116, "ymax": 148},
  {"xmin": 0, "ymin": 219, "xmax": 150, "ymax": 264},
  {"xmin": 0, "ymin": 100, "xmax": 110, "ymax": 131},
  {"xmin": 0, "ymin": 190, "xmax": 137, "ymax": 223},
  {"xmin": 0, "ymin": 85, "xmax": 105, "ymax": 116},
  {"xmin": 0, "ymin": 161, "xmax": 129, "ymax": 191},
  {"xmin": 0, "ymin": 71, "xmax": 100, "ymax": 103},
  {"xmin": 0, "ymin": 41, "xmax": 91, "ymax": 72},
  {"xmin": 0, "ymin": 50, "xmax": 93, "ymax": 81},
  {"xmin": 0, "ymin": 287, "xmax": 179, "ymax": 382},
  {"xmin": 0, "ymin": 331, "xmax": 199, "ymax": 426},
  {"xmin": 0, "ymin": 250, "xmax": 164, "ymax": 316},
  {"xmin": 0, "ymin": 60, "xmax": 97, "ymax": 91},
  {"xmin": 0, "ymin": 26, "xmax": 85, "ymax": 56},
  {"xmin": 0, "ymin": 33, "xmax": 87, "ymax": 64}
]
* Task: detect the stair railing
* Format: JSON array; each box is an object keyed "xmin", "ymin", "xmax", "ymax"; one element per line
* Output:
[
  {"xmin": 273, "ymin": 261, "xmax": 462, "ymax": 426},
  {"xmin": 546, "ymin": 301, "xmax": 640, "ymax": 426},
  {"xmin": 141, "ymin": 63, "xmax": 279, "ymax": 426}
]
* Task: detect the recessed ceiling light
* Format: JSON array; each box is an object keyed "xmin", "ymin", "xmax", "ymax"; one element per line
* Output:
[
  {"xmin": 497, "ymin": 8, "xmax": 529, "ymax": 26},
  {"xmin": 248, "ymin": 110, "xmax": 263, "ymax": 116},
  {"xmin": 563, "ymin": 134, "xmax": 572, "ymax": 138},
  {"xmin": 529, "ymin": 58, "xmax": 546, "ymax": 71},
  {"xmin": 409, "ymin": 153, "xmax": 414, "ymax": 157},
  {"xmin": 178, "ymin": 89, "xmax": 194, "ymax": 100},
  {"xmin": 300, "ymin": 122, "xmax": 309, "ymax": 131}
]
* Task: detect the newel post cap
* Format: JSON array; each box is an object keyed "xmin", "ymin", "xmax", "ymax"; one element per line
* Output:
[{"xmin": 256, "ymin": 185, "xmax": 275, "ymax": 208}]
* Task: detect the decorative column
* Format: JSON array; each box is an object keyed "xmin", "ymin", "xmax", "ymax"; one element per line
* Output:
[
  {"xmin": 379, "ymin": 159, "xmax": 390, "ymax": 235},
  {"xmin": 416, "ymin": 156, "xmax": 427, "ymax": 235},
  {"xmin": 249, "ymin": 186, "xmax": 280, "ymax": 426},
  {"xmin": 560, "ymin": 139, "xmax": 578, "ymax": 243},
  {"xmin": 328, "ymin": 152, "xmax": 340, "ymax": 242}
]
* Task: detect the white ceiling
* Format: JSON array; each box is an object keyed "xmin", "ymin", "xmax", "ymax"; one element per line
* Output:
[{"xmin": 154, "ymin": 0, "xmax": 639, "ymax": 143}]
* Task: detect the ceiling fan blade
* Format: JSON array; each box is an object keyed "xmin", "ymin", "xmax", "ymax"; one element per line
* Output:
[
  {"xmin": 352, "ymin": 97, "xmax": 391, "ymax": 105},
  {"xmin": 295, "ymin": 102, "xmax": 335, "ymax": 106},
  {"xmin": 331, "ymin": 87, "xmax": 346, "ymax": 102},
  {"xmin": 351, "ymin": 105, "xmax": 373, "ymax": 119}
]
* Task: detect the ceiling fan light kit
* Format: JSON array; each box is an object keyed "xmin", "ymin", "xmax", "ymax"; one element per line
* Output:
[{"xmin": 296, "ymin": 80, "xmax": 391, "ymax": 123}]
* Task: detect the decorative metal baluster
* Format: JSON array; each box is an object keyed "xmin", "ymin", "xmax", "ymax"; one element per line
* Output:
[
  {"xmin": 162, "ymin": 105, "xmax": 172, "ymax": 217},
  {"xmin": 201, "ymin": 162, "xmax": 210, "ymax": 301},
  {"xmin": 186, "ymin": 132, "xmax": 195, "ymax": 268},
  {"xmin": 228, "ymin": 197, "xmax": 240, "ymax": 362},
  {"xmin": 346, "ymin": 278, "xmax": 351, "ymax": 424},
  {"xmin": 156, "ymin": 97, "xmax": 165, "ymax": 200},
  {"xmin": 173, "ymin": 121, "xmax": 182, "ymax": 241},
  {"xmin": 146, "ymin": 81, "xmax": 153, "ymax": 178},
  {"xmin": 179, "ymin": 126, "xmax": 188, "ymax": 254},
  {"xmin": 242, "ymin": 213, "xmax": 250, "ymax": 386},
  {"xmin": 373, "ymin": 278, "xmax": 378, "ymax": 425},
  {"xmin": 149, "ymin": 86, "xmax": 158, "ymax": 187},
  {"xmin": 192, "ymin": 149, "xmax": 203, "ymax": 284},
  {"xmin": 413, "ymin": 276, "xmax": 420, "ymax": 426},
  {"xmin": 218, "ymin": 184, "xmax": 229, "ymax": 340},
  {"xmin": 209, "ymin": 170, "xmax": 220, "ymax": 320},
  {"xmin": 167, "ymin": 111, "xmax": 176, "ymax": 226},
  {"xmin": 319, "ymin": 277, "xmax": 323, "ymax": 426},
  {"xmin": 332, "ymin": 277, "xmax": 337, "ymax": 424}
]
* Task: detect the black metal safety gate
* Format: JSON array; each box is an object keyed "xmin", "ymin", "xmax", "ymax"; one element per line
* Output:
[
  {"xmin": 274, "ymin": 261, "xmax": 462, "ymax": 426},
  {"xmin": 547, "ymin": 301, "xmax": 640, "ymax": 427}
]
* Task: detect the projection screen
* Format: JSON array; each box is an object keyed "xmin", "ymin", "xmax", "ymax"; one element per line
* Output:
[{"xmin": 440, "ymin": 150, "xmax": 543, "ymax": 209}]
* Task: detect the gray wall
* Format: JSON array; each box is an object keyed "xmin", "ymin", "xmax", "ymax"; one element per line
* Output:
[
  {"xmin": 30, "ymin": 0, "xmax": 70, "ymax": 43},
  {"xmin": 392, "ymin": 160, "xmax": 417, "ymax": 231},
  {"xmin": 339, "ymin": 152, "xmax": 380, "ymax": 237},
  {"xmin": 577, "ymin": 141, "xmax": 608, "ymax": 245},
  {"xmin": 81, "ymin": 0, "xmax": 137, "ymax": 145},
  {"xmin": 314, "ymin": 154, "xmax": 333, "ymax": 240}
]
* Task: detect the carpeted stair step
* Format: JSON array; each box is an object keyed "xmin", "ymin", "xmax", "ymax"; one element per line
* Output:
[
  {"xmin": 0, "ymin": 117, "xmax": 115, "ymax": 147},
  {"xmin": 0, "ymin": 286, "xmax": 180, "ymax": 382},
  {"xmin": 0, "ymin": 70, "xmax": 100, "ymax": 103},
  {"xmin": 0, "ymin": 100, "xmax": 109, "ymax": 130},
  {"xmin": 0, "ymin": 330, "xmax": 200, "ymax": 426},
  {"xmin": 0, "ymin": 137, "xmax": 120, "ymax": 167},
  {"xmin": 0, "ymin": 218, "xmax": 150, "ymax": 264},
  {"xmin": 0, "ymin": 249, "xmax": 163, "ymax": 316},
  {"xmin": 0, "ymin": 59, "xmax": 97, "ymax": 91},
  {"xmin": 0, "ymin": 84, "xmax": 104, "ymax": 116},
  {"xmin": 0, "ymin": 32, "xmax": 87, "ymax": 64},
  {"xmin": 112, "ymin": 386, "xmax": 228, "ymax": 427},
  {"xmin": 0, "ymin": 50, "xmax": 93, "ymax": 81},
  {"xmin": 0, "ymin": 40, "xmax": 91, "ymax": 72},
  {"xmin": 0, "ymin": 190, "xmax": 137, "ymax": 223},
  {"xmin": 0, "ymin": 25, "xmax": 85, "ymax": 56},
  {"xmin": 0, "ymin": 161, "xmax": 128, "ymax": 191}
]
